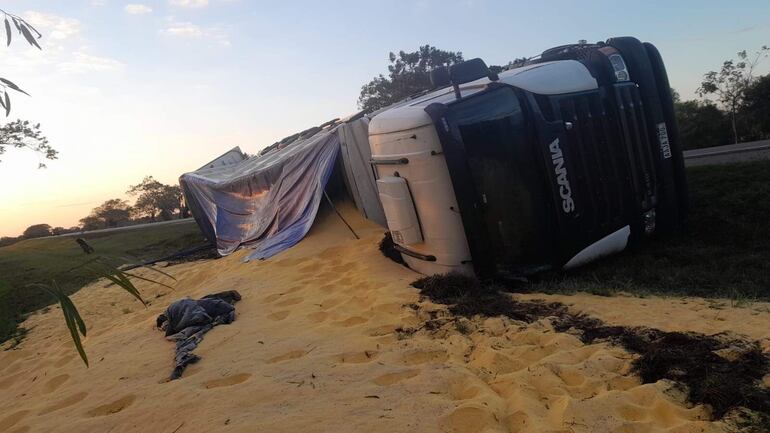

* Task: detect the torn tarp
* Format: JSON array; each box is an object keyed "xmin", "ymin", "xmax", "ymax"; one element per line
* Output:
[
  {"xmin": 157, "ymin": 290, "xmax": 242, "ymax": 380},
  {"xmin": 179, "ymin": 130, "xmax": 340, "ymax": 261}
]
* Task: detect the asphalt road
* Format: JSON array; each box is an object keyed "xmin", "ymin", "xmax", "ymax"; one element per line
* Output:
[
  {"xmin": 684, "ymin": 139, "xmax": 770, "ymax": 167},
  {"xmin": 55, "ymin": 218, "xmax": 197, "ymax": 238}
]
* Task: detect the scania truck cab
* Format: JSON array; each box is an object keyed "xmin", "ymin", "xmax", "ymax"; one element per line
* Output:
[{"xmin": 369, "ymin": 37, "xmax": 687, "ymax": 278}]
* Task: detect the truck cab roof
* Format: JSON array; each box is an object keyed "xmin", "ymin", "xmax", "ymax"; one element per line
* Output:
[{"xmin": 369, "ymin": 60, "xmax": 598, "ymax": 136}]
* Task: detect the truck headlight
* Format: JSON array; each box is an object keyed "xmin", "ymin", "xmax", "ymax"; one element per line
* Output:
[
  {"xmin": 608, "ymin": 54, "xmax": 630, "ymax": 82},
  {"xmin": 643, "ymin": 209, "xmax": 656, "ymax": 235}
]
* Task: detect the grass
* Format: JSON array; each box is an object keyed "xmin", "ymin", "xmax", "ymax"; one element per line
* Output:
[
  {"xmin": 0, "ymin": 221, "xmax": 207, "ymax": 343},
  {"xmin": 528, "ymin": 159, "xmax": 770, "ymax": 299}
]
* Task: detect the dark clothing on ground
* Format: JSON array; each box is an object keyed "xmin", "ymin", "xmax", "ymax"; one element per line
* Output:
[{"xmin": 156, "ymin": 290, "xmax": 241, "ymax": 380}]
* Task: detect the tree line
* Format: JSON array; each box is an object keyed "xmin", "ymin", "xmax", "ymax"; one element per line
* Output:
[
  {"xmin": 0, "ymin": 176, "xmax": 187, "ymax": 247},
  {"xmin": 677, "ymin": 46, "xmax": 769, "ymax": 148}
]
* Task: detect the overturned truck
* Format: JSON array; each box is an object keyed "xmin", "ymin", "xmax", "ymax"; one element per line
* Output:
[
  {"xmin": 370, "ymin": 36, "xmax": 687, "ymax": 278},
  {"xmin": 181, "ymin": 36, "xmax": 687, "ymax": 279}
]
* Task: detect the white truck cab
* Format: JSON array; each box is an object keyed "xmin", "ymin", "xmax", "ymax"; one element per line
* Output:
[{"xmin": 369, "ymin": 37, "xmax": 687, "ymax": 279}]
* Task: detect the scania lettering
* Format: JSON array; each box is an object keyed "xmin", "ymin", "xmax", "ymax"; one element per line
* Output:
[{"xmin": 548, "ymin": 138, "xmax": 575, "ymax": 213}]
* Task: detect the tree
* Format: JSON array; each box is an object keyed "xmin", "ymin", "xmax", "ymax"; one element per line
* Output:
[
  {"xmin": 674, "ymin": 99, "xmax": 731, "ymax": 149},
  {"xmin": 50, "ymin": 226, "xmax": 69, "ymax": 236},
  {"xmin": 94, "ymin": 199, "xmax": 132, "ymax": 228},
  {"xmin": 22, "ymin": 223, "xmax": 52, "ymax": 238},
  {"xmin": 82, "ymin": 199, "xmax": 132, "ymax": 229},
  {"xmin": 127, "ymin": 176, "xmax": 182, "ymax": 221},
  {"xmin": 78, "ymin": 215, "xmax": 103, "ymax": 231},
  {"xmin": 489, "ymin": 57, "xmax": 528, "ymax": 74},
  {"xmin": 741, "ymin": 74, "xmax": 770, "ymax": 140},
  {"xmin": 0, "ymin": 236, "xmax": 20, "ymax": 247},
  {"xmin": 0, "ymin": 9, "xmax": 57, "ymax": 167},
  {"xmin": 358, "ymin": 45, "xmax": 464, "ymax": 112},
  {"xmin": 697, "ymin": 46, "xmax": 769, "ymax": 144},
  {"xmin": 0, "ymin": 120, "xmax": 56, "ymax": 167}
]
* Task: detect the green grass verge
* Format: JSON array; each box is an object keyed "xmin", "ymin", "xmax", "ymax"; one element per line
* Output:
[
  {"xmin": 529, "ymin": 159, "xmax": 770, "ymax": 300},
  {"xmin": 0, "ymin": 221, "xmax": 207, "ymax": 343}
]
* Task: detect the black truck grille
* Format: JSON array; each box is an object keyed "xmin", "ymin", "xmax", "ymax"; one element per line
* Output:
[
  {"xmin": 554, "ymin": 91, "xmax": 627, "ymax": 237},
  {"xmin": 549, "ymin": 83, "xmax": 658, "ymax": 242}
]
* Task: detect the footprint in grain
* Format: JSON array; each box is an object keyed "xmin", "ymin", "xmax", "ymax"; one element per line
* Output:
[
  {"xmin": 401, "ymin": 350, "xmax": 448, "ymax": 365},
  {"xmin": 0, "ymin": 410, "xmax": 29, "ymax": 429},
  {"xmin": 275, "ymin": 297, "xmax": 303, "ymax": 307},
  {"xmin": 262, "ymin": 293, "xmax": 283, "ymax": 303},
  {"xmin": 85, "ymin": 395, "xmax": 136, "ymax": 417},
  {"xmin": 335, "ymin": 316, "xmax": 368, "ymax": 327},
  {"xmin": 285, "ymin": 285, "xmax": 306, "ymax": 294},
  {"xmin": 39, "ymin": 392, "xmax": 89, "ymax": 415},
  {"xmin": 267, "ymin": 310, "xmax": 290, "ymax": 321},
  {"xmin": 373, "ymin": 369, "xmax": 419, "ymax": 386},
  {"xmin": 298, "ymin": 262, "xmax": 321, "ymax": 274},
  {"xmin": 0, "ymin": 372, "xmax": 23, "ymax": 390},
  {"xmin": 441, "ymin": 405, "xmax": 498, "ymax": 433},
  {"xmin": 203, "ymin": 373, "xmax": 251, "ymax": 389},
  {"xmin": 3, "ymin": 362, "xmax": 21, "ymax": 374},
  {"xmin": 319, "ymin": 297, "xmax": 344, "ymax": 310},
  {"xmin": 43, "ymin": 374, "xmax": 70, "ymax": 393},
  {"xmin": 54, "ymin": 355, "xmax": 74, "ymax": 368},
  {"xmin": 307, "ymin": 311, "xmax": 329, "ymax": 323},
  {"xmin": 268, "ymin": 350, "xmax": 307, "ymax": 364},
  {"xmin": 334, "ymin": 351, "xmax": 378, "ymax": 364},
  {"xmin": 367, "ymin": 324, "xmax": 397, "ymax": 337}
]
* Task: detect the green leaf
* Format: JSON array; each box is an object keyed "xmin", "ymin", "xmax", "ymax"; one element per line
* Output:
[
  {"xmin": 21, "ymin": 19, "xmax": 42, "ymax": 38},
  {"xmin": 139, "ymin": 265, "xmax": 178, "ymax": 282},
  {"xmin": 87, "ymin": 258, "xmax": 175, "ymax": 306},
  {"xmin": 29, "ymin": 282, "xmax": 89, "ymax": 367},
  {"xmin": 125, "ymin": 272, "xmax": 174, "ymax": 290},
  {"xmin": 122, "ymin": 271, "xmax": 175, "ymax": 290},
  {"xmin": 101, "ymin": 273, "xmax": 146, "ymax": 307},
  {"xmin": 58, "ymin": 290, "xmax": 87, "ymax": 336},
  {"xmin": 62, "ymin": 305, "xmax": 88, "ymax": 367},
  {"xmin": 4, "ymin": 18, "xmax": 11, "ymax": 47},
  {"xmin": 0, "ymin": 78, "xmax": 29, "ymax": 96},
  {"xmin": 19, "ymin": 24, "xmax": 40, "ymax": 50},
  {"xmin": 26, "ymin": 258, "xmax": 176, "ymax": 368}
]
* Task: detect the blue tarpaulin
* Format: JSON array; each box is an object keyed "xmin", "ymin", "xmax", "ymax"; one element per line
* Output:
[{"xmin": 179, "ymin": 130, "xmax": 341, "ymax": 261}]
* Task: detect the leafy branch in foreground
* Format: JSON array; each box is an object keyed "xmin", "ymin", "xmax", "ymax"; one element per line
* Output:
[
  {"xmin": 29, "ymin": 259, "xmax": 176, "ymax": 366},
  {"xmin": 0, "ymin": 120, "xmax": 56, "ymax": 167},
  {"xmin": 0, "ymin": 9, "xmax": 41, "ymax": 116},
  {"xmin": 30, "ymin": 281, "xmax": 89, "ymax": 365},
  {"xmin": 0, "ymin": 8, "xmax": 56, "ymax": 168},
  {"xmin": 0, "ymin": 9, "xmax": 42, "ymax": 49}
]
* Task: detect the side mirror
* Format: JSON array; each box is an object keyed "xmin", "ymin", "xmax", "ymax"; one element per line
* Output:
[
  {"xmin": 449, "ymin": 58, "xmax": 498, "ymax": 99},
  {"xmin": 449, "ymin": 58, "xmax": 498, "ymax": 85}
]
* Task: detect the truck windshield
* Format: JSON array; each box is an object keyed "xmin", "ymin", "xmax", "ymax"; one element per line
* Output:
[{"xmin": 450, "ymin": 87, "xmax": 551, "ymax": 273}]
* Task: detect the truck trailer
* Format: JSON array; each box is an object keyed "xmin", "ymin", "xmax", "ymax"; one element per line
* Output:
[{"xmin": 369, "ymin": 36, "xmax": 687, "ymax": 278}]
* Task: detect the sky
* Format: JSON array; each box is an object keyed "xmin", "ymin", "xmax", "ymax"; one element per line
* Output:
[{"xmin": 0, "ymin": 0, "xmax": 768, "ymax": 237}]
